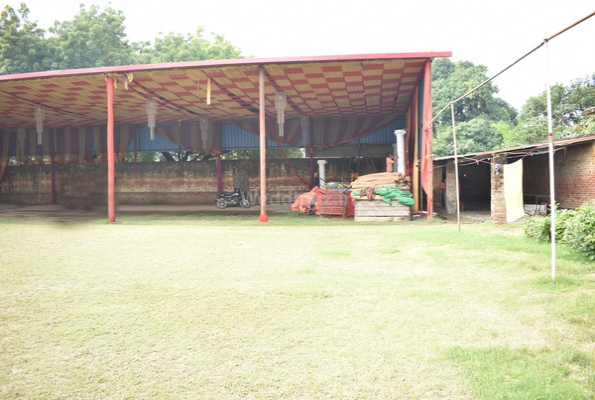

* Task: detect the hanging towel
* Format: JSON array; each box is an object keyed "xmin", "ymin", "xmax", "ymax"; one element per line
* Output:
[{"xmin": 503, "ymin": 159, "xmax": 525, "ymax": 222}]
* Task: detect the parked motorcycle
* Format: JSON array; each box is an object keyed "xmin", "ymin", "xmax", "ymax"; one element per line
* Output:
[{"xmin": 216, "ymin": 188, "xmax": 251, "ymax": 209}]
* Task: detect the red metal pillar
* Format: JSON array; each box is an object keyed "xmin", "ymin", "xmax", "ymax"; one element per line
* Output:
[
  {"xmin": 50, "ymin": 154, "xmax": 56, "ymax": 204},
  {"xmin": 49, "ymin": 130, "xmax": 56, "ymax": 204},
  {"xmin": 258, "ymin": 66, "xmax": 268, "ymax": 223},
  {"xmin": 308, "ymin": 125, "xmax": 315, "ymax": 188},
  {"xmin": 106, "ymin": 76, "xmax": 116, "ymax": 223},
  {"xmin": 133, "ymin": 130, "xmax": 138, "ymax": 174},
  {"xmin": 216, "ymin": 152, "xmax": 223, "ymax": 193},
  {"xmin": 421, "ymin": 60, "xmax": 434, "ymax": 219}
]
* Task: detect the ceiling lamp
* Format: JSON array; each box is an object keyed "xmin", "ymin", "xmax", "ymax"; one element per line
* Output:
[
  {"xmin": 275, "ymin": 91, "xmax": 287, "ymax": 137},
  {"xmin": 146, "ymin": 98, "xmax": 158, "ymax": 140},
  {"xmin": 34, "ymin": 104, "xmax": 44, "ymax": 145}
]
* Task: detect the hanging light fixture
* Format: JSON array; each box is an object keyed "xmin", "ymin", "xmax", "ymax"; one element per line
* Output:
[
  {"xmin": 200, "ymin": 117, "xmax": 210, "ymax": 150},
  {"xmin": 34, "ymin": 104, "xmax": 44, "ymax": 145},
  {"xmin": 275, "ymin": 91, "xmax": 287, "ymax": 137},
  {"xmin": 146, "ymin": 98, "xmax": 158, "ymax": 140}
]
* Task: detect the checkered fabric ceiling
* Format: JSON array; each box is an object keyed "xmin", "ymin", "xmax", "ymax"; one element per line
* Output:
[{"xmin": 0, "ymin": 53, "xmax": 450, "ymax": 130}]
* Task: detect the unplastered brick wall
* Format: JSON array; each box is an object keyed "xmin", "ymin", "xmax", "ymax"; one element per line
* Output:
[
  {"xmin": 523, "ymin": 142, "xmax": 595, "ymax": 209},
  {"xmin": 551, "ymin": 142, "xmax": 595, "ymax": 209},
  {"xmin": 0, "ymin": 157, "xmax": 386, "ymax": 208},
  {"xmin": 491, "ymin": 153, "xmax": 508, "ymax": 224}
]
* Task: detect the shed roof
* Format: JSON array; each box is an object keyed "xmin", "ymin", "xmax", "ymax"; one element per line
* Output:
[
  {"xmin": 434, "ymin": 135, "xmax": 595, "ymax": 163},
  {"xmin": 0, "ymin": 52, "xmax": 451, "ymax": 129}
]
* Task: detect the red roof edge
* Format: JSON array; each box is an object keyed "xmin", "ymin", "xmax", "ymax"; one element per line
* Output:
[{"xmin": 0, "ymin": 52, "xmax": 452, "ymax": 82}]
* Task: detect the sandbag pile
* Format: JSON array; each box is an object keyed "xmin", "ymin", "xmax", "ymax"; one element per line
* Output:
[{"xmin": 350, "ymin": 172, "xmax": 411, "ymax": 191}]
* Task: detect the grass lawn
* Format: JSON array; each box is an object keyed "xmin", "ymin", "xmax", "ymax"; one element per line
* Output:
[{"xmin": 1, "ymin": 213, "xmax": 594, "ymax": 399}]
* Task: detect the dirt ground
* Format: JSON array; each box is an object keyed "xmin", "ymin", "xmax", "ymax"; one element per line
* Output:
[
  {"xmin": 0, "ymin": 202, "xmax": 492, "ymax": 223},
  {"xmin": 0, "ymin": 202, "xmax": 291, "ymax": 220}
]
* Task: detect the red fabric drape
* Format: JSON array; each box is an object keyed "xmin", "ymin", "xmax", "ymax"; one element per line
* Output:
[
  {"xmin": 156, "ymin": 121, "xmax": 222, "ymax": 153},
  {"xmin": 407, "ymin": 90, "xmax": 418, "ymax": 178},
  {"xmin": 0, "ymin": 130, "xmax": 16, "ymax": 184},
  {"xmin": 234, "ymin": 119, "xmax": 302, "ymax": 146},
  {"xmin": 52, "ymin": 127, "xmax": 94, "ymax": 164},
  {"xmin": 93, "ymin": 124, "xmax": 135, "ymax": 163},
  {"xmin": 10, "ymin": 125, "xmax": 135, "ymax": 165},
  {"xmin": 421, "ymin": 59, "xmax": 434, "ymax": 216}
]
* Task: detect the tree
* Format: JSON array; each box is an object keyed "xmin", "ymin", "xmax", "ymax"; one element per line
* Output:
[
  {"xmin": 133, "ymin": 28, "xmax": 243, "ymax": 64},
  {"xmin": 0, "ymin": 3, "xmax": 50, "ymax": 74},
  {"xmin": 433, "ymin": 116, "xmax": 504, "ymax": 156},
  {"xmin": 47, "ymin": 4, "xmax": 134, "ymax": 69},
  {"xmin": 223, "ymin": 148, "xmax": 305, "ymax": 160},
  {"xmin": 562, "ymin": 74, "xmax": 595, "ymax": 136},
  {"xmin": 511, "ymin": 75, "xmax": 595, "ymax": 146},
  {"xmin": 432, "ymin": 58, "xmax": 517, "ymax": 156}
]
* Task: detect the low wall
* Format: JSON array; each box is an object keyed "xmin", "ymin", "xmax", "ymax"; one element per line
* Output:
[{"xmin": 0, "ymin": 157, "xmax": 385, "ymax": 208}]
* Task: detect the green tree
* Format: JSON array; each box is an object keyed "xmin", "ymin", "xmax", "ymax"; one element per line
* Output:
[
  {"xmin": 0, "ymin": 3, "xmax": 50, "ymax": 74},
  {"xmin": 134, "ymin": 28, "xmax": 243, "ymax": 64},
  {"xmin": 223, "ymin": 148, "xmax": 304, "ymax": 160},
  {"xmin": 47, "ymin": 4, "xmax": 134, "ymax": 69},
  {"xmin": 432, "ymin": 58, "xmax": 517, "ymax": 156},
  {"xmin": 434, "ymin": 116, "xmax": 504, "ymax": 156},
  {"xmin": 563, "ymin": 74, "xmax": 595, "ymax": 136},
  {"xmin": 512, "ymin": 76, "xmax": 595, "ymax": 145}
]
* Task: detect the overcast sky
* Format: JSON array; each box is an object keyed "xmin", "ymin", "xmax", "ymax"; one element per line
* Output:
[{"xmin": 7, "ymin": 0, "xmax": 595, "ymax": 110}]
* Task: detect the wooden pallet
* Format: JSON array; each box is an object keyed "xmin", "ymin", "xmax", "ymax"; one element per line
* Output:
[{"xmin": 354, "ymin": 199, "xmax": 411, "ymax": 222}]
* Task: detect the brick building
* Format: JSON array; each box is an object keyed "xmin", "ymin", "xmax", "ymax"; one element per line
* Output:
[{"xmin": 434, "ymin": 136, "xmax": 595, "ymax": 223}]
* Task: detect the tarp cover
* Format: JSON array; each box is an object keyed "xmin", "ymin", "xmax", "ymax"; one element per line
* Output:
[{"xmin": 291, "ymin": 186, "xmax": 319, "ymax": 212}]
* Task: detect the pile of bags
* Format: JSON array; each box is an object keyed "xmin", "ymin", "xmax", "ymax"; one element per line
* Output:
[
  {"xmin": 350, "ymin": 172, "xmax": 414, "ymax": 206},
  {"xmin": 350, "ymin": 172, "xmax": 411, "ymax": 191}
]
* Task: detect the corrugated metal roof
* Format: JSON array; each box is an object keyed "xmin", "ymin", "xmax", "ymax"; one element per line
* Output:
[
  {"xmin": 134, "ymin": 126, "xmax": 183, "ymax": 152},
  {"xmin": 133, "ymin": 117, "xmax": 408, "ymax": 152},
  {"xmin": 434, "ymin": 135, "xmax": 595, "ymax": 162},
  {"xmin": 222, "ymin": 122, "xmax": 302, "ymax": 149},
  {"xmin": 349, "ymin": 118, "xmax": 405, "ymax": 145}
]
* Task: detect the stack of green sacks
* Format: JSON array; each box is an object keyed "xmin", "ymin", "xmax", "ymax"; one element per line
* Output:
[{"xmin": 352, "ymin": 186, "xmax": 414, "ymax": 206}]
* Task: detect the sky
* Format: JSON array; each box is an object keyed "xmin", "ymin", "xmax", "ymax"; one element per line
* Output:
[{"xmin": 7, "ymin": 0, "xmax": 595, "ymax": 110}]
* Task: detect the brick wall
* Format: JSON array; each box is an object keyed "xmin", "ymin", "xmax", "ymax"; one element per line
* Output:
[
  {"xmin": 0, "ymin": 157, "xmax": 385, "ymax": 208},
  {"xmin": 524, "ymin": 143, "xmax": 595, "ymax": 209},
  {"xmin": 491, "ymin": 153, "xmax": 508, "ymax": 224}
]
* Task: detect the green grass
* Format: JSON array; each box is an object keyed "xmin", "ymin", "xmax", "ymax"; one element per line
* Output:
[
  {"xmin": 446, "ymin": 346, "xmax": 593, "ymax": 399},
  {"xmin": 1, "ymin": 215, "xmax": 594, "ymax": 399}
]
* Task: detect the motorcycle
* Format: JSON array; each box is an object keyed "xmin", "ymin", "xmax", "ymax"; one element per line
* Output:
[{"xmin": 216, "ymin": 188, "xmax": 251, "ymax": 209}]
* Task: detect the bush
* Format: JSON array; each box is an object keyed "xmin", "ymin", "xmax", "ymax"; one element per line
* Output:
[
  {"xmin": 524, "ymin": 214, "xmax": 551, "ymax": 242},
  {"xmin": 524, "ymin": 203, "xmax": 595, "ymax": 261},
  {"xmin": 563, "ymin": 204, "xmax": 595, "ymax": 260},
  {"xmin": 557, "ymin": 208, "xmax": 576, "ymax": 241}
]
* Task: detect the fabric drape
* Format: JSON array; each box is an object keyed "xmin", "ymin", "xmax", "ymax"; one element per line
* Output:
[
  {"xmin": 156, "ymin": 121, "xmax": 222, "ymax": 153},
  {"xmin": 9, "ymin": 125, "xmax": 135, "ymax": 165},
  {"xmin": 504, "ymin": 159, "xmax": 525, "ymax": 222},
  {"xmin": 0, "ymin": 130, "xmax": 16, "ymax": 184},
  {"xmin": 421, "ymin": 59, "xmax": 434, "ymax": 216}
]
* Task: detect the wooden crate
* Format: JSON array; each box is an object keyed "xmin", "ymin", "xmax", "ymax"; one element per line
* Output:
[
  {"xmin": 354, "ymin": 199, "xmax": 411, "ymax": 222},
  {"xmin": 317, "ymin": 189, "xmax": 354, "ymax": 218}
]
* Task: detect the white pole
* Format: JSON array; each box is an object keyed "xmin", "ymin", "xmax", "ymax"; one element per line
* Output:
[
  {"xmin": 394, "ymin": 129, "xmax": 406, "ymax": 173},
  {"xmin": 451, "ymin": 104, "xmax": 461, "ymax": 232},
  {"xmin": 317, "ymin": 160, "xmax": 327, "ymax": 188},
  {"xmin": 545, "ymin": 40, "xmax": 556, "ymax": 280}
]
